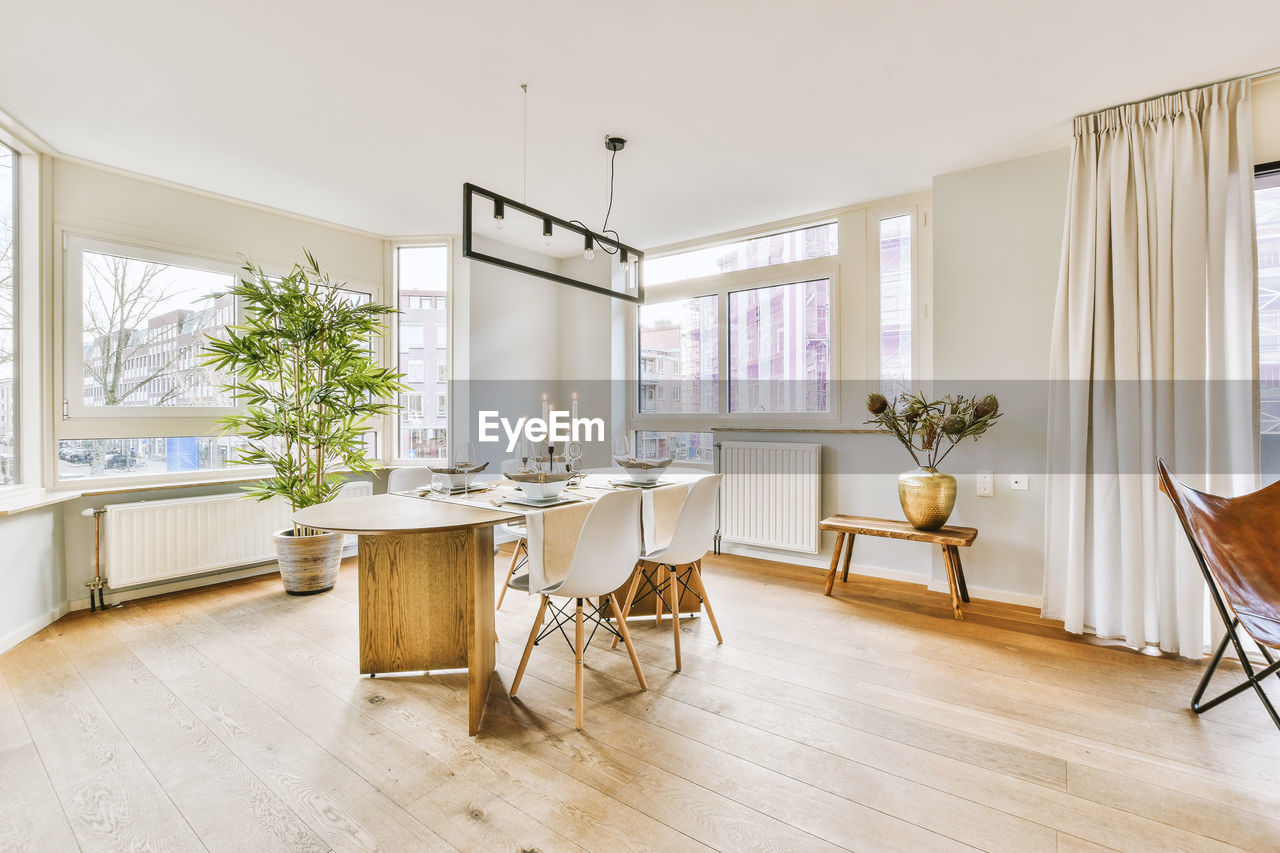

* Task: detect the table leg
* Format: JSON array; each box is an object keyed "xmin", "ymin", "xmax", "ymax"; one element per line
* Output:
[
  {"xmin": 948, "ymin": 545, "xmax": 970, "ymax": 603},
  {"xmin": 356, "ymin": 525, "xmax": 496, "ymax": 736},
  {"xmin": 824, "ymin": 532, "xmax": 846, "ymax": 595},
  {"xmin": 840, "ymin": 534, "xmax": 855, "ymax": 583},
  {"xmin": 468, "ymin": 526, "xmax": 496, "ymax": 735},
  {"xmin": 941, "ymin": 545, "xmax": 963, "ymax": 620}
]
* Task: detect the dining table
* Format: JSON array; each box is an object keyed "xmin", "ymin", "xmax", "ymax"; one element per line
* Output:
[
  {"xmin": 293, "ymin": 468, "xmax": 707, "ymax": 735},
  {"xmin": 292, "ymin": 493, "xmax": 522, "ymax": 735}
]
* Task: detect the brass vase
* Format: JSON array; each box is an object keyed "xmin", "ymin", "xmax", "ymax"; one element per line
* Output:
[{"xmin": 898, "ymin": 467, "xmax": 957, "ymax": 531}]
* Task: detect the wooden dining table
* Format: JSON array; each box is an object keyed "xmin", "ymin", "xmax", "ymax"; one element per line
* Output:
[{"xmin": 293, "ymin": 493, "xmax": 522, "ymax": 735}]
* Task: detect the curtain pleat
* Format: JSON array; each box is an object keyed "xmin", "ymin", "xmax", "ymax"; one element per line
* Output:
[{"xmin": 1043, "ymin": 79, "xmax": 1258, "ymax": 656}]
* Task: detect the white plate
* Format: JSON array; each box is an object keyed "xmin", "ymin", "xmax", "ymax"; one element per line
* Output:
[
  {"xmin": 500, "ymin": 493, "xmax": 584, "ymax": 508},
  {"xmin": 608, "ymin": 478, "xmax": 670, "ymax": 489}
]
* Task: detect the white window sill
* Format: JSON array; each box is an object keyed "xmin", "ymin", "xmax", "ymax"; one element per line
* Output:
[{"xmin": 0, "ymin": 489, "xmax": 84, "ymax": 516}]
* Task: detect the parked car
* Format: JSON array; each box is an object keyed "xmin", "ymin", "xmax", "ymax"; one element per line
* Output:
[{"xmin": 104, "ymin": 451, "xmax": 139, "ymax": 471}]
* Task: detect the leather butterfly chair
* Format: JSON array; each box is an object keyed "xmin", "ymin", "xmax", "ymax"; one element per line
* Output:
[{"xmin": 1156, "ymin": 458, "xmax": 1280, "ymax": 730}]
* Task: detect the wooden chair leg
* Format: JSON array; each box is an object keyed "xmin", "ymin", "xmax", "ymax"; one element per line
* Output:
[
  {"xmin": 610, "ymin": 564, "xmax": 643, "ymax": 650},
  {"xmin": 689, "ymin": 560, "xmax": 723, "ymax": 644},
  {"xmin": 948, "ymin": 545, "xmax": 970, "ymax": 603},
  {"xmin": 511, "ymin": 594, "xmax": 548, "ymax": 697},
  {"xmin": 668, "ymin": 564, "xmax": 682, "ymax": 671},
  {"xmin": 574, "ymin": 598, "xmax": 585, "ymax": 729},
  {"xmin": 496, "ymin": 539, "xmax": 524, "ymax": 610},
  {"xmin": 840, "ymin": 534, "xmax": 855, "ymax": 583},
  {"xmin": 942, "ymin": 547, "xmax": 963, "ymax": 620},
  {"xmin": 608, "ymin": 594, "xmax": 648, "ymax": 690},
  {"xmin": 824, "ymin": 532, "xmax": 846, "ymax": 595}
]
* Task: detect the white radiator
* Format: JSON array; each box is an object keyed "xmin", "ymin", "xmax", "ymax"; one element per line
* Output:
[
  {"xmin": 719, "ymin": 441, "xmax": 821, "ymax": 554},
  {"xmin": 103, "ymin": 480, "xmax": 373, "ymax": 589}
]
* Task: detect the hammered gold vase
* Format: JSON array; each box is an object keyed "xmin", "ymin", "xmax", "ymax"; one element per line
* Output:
[{"xmin": 898, "ymin": 467, "xmax": 957, "ymax": 531}]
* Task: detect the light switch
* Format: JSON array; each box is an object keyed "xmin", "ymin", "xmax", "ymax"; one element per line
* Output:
[
  {"xmin": 1010, "ymin": 474, "xmax": 1029, "ymax": 491},
  {"xmin": 976, "ymin": 471, "xmax": 994, "ymax": 497}
]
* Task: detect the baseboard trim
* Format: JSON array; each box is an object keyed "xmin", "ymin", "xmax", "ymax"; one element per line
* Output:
[
  {"xmin": 719, "ymin": 543, "xmax": 1043, "ymax": 610},
  {"xmin": 0, "ymin": 603, "xmax": 71, "ymax": 655}
]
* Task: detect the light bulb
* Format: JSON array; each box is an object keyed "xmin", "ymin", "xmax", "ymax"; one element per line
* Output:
[
  {"xmin": 495, "ymin": 217, "xmax": 504, "ymax": 230},
  {"xmin": 542, "ymin": 217, "xmax": 553, "ymax": 246},
  {"xmin": 583, "ymin": 248, "xmax": 595, "ymax": 261},
  {"xmin": 543, "ymin": 234, "xmax": 553, "ymax": 246}
]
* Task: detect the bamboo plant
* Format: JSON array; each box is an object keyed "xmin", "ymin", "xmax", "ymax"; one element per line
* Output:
[
  {"xmin": 865, "ymin": 391, "xmax": 1001, "ymax": 469},
  {"xmin": 204, "ymin": 251, "xmax": 405, "ymax": 528}
]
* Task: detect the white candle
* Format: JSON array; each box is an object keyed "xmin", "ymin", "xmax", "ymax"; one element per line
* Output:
[
  {"xmin": 541, "ymin": 392, "xmax": 550, "ymax": 423},
  {"xmin": 571, "ymin": 391, "xmax": 579, "ymax": 422}
]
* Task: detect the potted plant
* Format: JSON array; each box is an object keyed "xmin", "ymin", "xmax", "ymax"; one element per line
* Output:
[
  {"xmin": 204, "ymin": 251, "xmax": 404, "ymax": 594},
  {"xmin": 865, "ymin": 391, "xmax": 1001, "ymax": 530}
]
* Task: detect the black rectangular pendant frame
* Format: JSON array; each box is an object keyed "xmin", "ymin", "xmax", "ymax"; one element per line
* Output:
[{"xmin": 462, "ymin": 182, "xmax": 644, "ymax": 305}]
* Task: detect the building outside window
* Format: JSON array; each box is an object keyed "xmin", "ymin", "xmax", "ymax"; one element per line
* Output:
[{"xmin": 396, "ymin": 245, "xmax": 448, "ymax": 460}]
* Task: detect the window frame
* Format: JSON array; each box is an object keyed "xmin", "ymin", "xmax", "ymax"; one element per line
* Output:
[
  {"xmin": 61, "ymin": 234, "xmax": 245, "ymax": 430},
  {"xmin": 390, "ymin": 239, "xmax": 453, "ymax": 467},
  {"xmin": 0, "ymin": 127, "xmax": 40, "ymax": 496},
  {"xmin": 867, "ymin": 205, "xmax": 926, "ymax": 389}
]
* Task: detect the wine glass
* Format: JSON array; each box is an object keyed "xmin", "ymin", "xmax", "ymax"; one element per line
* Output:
[
  {"xmin": 454, "ymin": 440, "xmax": 477, "ymax": 490},
  {"xmin": 612, "ymin": 435, "xmax": 631, "ymax": 462}
]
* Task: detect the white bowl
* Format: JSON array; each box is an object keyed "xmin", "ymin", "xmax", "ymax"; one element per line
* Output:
[
  {"xmin": 436, "ymin": 472, "xmax": 472, "ymax": 490},
  {"xmin": 623, "ymin": 467, "xmax": 662, "ymax": 485},
  {"xmin": 516, "ymin": 480, "xmax": 568, "ymax": 501}
]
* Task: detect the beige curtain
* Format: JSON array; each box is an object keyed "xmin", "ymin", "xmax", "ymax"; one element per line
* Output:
[{"xmin": 1043, "ymin": 79, "xmax": 1258, "ymax": 656}]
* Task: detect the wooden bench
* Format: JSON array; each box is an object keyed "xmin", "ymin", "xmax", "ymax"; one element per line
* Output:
[{"xmin": 818, "ymin": 515, "xmax": 978, "ymax": 619}]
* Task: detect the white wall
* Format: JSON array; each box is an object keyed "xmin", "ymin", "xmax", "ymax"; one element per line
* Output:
[
  {"xmin": 0, "ymin": 508, "xmax": 65, "ymax": 654},
  {"xmin": 930, "ymin": 149, "xmax": 1070, "ymax": 601}
]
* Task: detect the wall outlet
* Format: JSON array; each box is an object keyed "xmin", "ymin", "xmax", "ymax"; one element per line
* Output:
[
  {"xmin": 976, "ymin": 471, "xmax": 994, "ymax": 497},
  {"xmin": 1010, "ymin": 474, "xmax": 1029, "ymax": 491}
]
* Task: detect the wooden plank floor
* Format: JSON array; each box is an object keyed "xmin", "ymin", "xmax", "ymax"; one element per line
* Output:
[{"xmin": 2, "ymin": 549, "xmax": 1279, "ymax": 852}]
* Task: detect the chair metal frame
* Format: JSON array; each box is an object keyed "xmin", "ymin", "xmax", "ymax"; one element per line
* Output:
[{"xmin": 1158, "ymin": 458, "xmax": 1280, "ymax": 731}]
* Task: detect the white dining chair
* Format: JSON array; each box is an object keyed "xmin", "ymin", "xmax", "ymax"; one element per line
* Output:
[
  {"xmin": 386, "ymin": 466, "xmax": 432, "ymax": 493},
  {"xmin": 509, "ymin": 488, "xmax": 648, "ymax": 728},
  {"xmin": 612, "ymin": 474, "xmax": 723, "ymax": 671}
]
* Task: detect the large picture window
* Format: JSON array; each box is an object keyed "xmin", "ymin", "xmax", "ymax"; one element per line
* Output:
[
  {"xmin": 64, "ymin": 237, "xmax": 241, "ymax": 425},
  {"xmin": 79, "ymin": 250, "xmax": 236, "ymax": 409},
  {"xmin": 396, "ymin": 244, "xmax": 449, "ymax": 461}
]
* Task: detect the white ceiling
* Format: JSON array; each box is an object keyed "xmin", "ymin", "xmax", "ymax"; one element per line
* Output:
[{"xmin": 2, "ymin": 1, "xmax": 1278, "ymax": 248}]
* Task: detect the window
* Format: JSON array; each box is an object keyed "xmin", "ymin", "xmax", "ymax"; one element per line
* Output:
[
  {"xmin": 635, "ymin": 430, "xmax": 714, "ymax": 465},
  {"xmin": 60, "ymin": 237, "xmax": 384, "ymax": 484},
  {"xmin": 639, "ymin": 296, "xmax": 718, "ymax": 414},
  {"xmin": 401, "ymin": 323, "xmax": 425, "ymax": 350},
  {"xmin": 0, "ymin": 144, "xmax": 14, "ymax": 485},
  {"xmin": 879, "ymin": 214, "xmax": 912, "ymax": 392},
  {"xmin": 644, "ymin": 222, "xmax": 837, "ymax": 286},
  {"xmin": 66, "ymin": 238, "xmax": 239, "ymax": 416},
  {"xmin": 729, "ymin": 279, "xmax": 831, "ymax": 413},
  {"xmin": 56, "ymin": 436, "xmax": 249, "ymax": 481},
  {"xmin": 395, "ymin": 245, "xmax": 449, "ymax": 460},
  {"xmin": 1256, "ymin": 166, "xmax": 1280, "ymax": 475}
]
